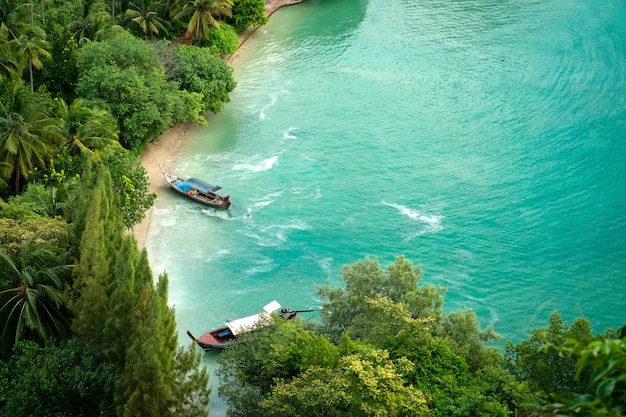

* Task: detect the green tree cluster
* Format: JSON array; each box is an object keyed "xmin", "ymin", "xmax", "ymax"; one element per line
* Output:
[
  {"xmin": 519, "ymin": 326, "xmax": 626, "ymax": 417},
  {"xmin": 0, "ymin": 339, "xmax": 117, "ymax": 417},
  {"xmin": 0, "ymin": 154, "xmax": 208, "ymax": 416},
  {"xmin": 227, "ymin": 0, "xmax": 267, "ymax": 33},
  {"xmin": 67, "ymin": 161, "xmax": 210, "ymax": 416},
  {"xmin": 504, "ymin": 312, "xmax": 597, "ymax": 397},
  {"xmin": 170, "ymin": 44, "xmax": 237, "ymax": 113},
  {"xmin": 217, "ymin": 257, "xmax": 532, "ymax": 417}
]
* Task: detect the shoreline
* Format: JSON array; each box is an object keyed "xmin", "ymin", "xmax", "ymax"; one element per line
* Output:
[{"xmin": 133, "ymin": 0, "xmax": 303, "ymax": 249}]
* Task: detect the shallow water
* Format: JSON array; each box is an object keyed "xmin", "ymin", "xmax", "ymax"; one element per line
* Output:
[{"xmin": 146, "ymin": 0, "xmax": 626, "ymax": 413}]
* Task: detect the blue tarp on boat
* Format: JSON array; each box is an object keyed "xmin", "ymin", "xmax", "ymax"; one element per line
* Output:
[{"xmin": 174, "ymin": 178, "xmax": 222, "ymax": 194}]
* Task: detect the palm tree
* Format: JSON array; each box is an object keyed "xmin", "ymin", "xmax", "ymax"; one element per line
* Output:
[
  {"xmin": 0, "ymin": 80, "xmax": 64, "ymax": 194},
  {"xmin": 173, "ymin": 0, "xmax": 233, "ymax": 43},
  {"xmin": 0, "ymin": 233, "xmax": 73, "ymax": 352},
  {"xmin": 0, "ymin": 0, "xmax": 30, "ymax": 39},
  {"xmin": 14, "ymin": 26, "xmax": 51, "ymax": 92},
  {"xmin": 0, "ymin": 25, "xmax": 21, "ymax": 81},
  {"xmin": 69, "ymin": 0, "xmax": 123, "ymax": 46},
  {"xmin": 57, "ymin": 98, "xmax": 120, "ymax": 155},
  {"xmin": 125, "ymin": 0, "xmax": 167, "ymax": 40}
]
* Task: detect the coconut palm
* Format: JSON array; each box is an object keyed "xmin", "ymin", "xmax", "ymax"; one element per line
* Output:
[
  {"xmin": 0, "ymin": 233, "xmax": 73, "ymax": 352},
  {"xmin": 173, "ymin": 0, "xmax": 233, "ymax": 43},
  {"xmin": 69, "ymin": 0, "xmax": 124, "ymax": 46},
  {"xmin": 57, "ymin": 98, "xmax": 120, "ymax": 155},
  {"xmin": 0, "ymin": 25, "xmax": 21, "ymax": 81},
  {"xmin": 125, "ymin": 0, "xmax": 167, "ymax": 40},
  {"xmin": 0, "ymin": 0, "xmax": 30, "ymax": 39},
  {"xmin": 0, "ymin": 80, "xmax": 64, "ymax": 194},
  {"xmin": 14, "ymin": 26, "xmax": 51, "ymax": 92}
]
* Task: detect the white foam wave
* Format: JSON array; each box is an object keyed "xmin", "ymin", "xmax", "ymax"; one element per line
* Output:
[
  {"xmin": 248, "ymin": 192, "xmax": 282, "ymax": 212},
  {"xmin": 233, "ymin": 155, "xmax": 279, "ymax": 172},
  {"xmin": 265, "ymin": 220, "xmax": 312, "ymax": 232},
  {"xmin": 160, "ymin": 217, "xmax": 176, "ymax": 227},
  {"xmin": 259, "ymin": 94, "xmax": 277, "ymax": 120},
  {"xmin": 488, "ymin": 307, "xmax": 500, "ymax": 325},
  {"xmin": 201, "ymin": 208, "xmax": 233, "ymax": 220},
  {"xmin": 316, "ymin": 257, "xmax": 334, "ymax": 276},
  {"xmin": 215, "ymin": 249, "xmax": 231, "ymax": 257},
  {"xmin": 282, "ymin": 127, "xmax": 299, "ymax": 140},
  {"xmin": 244, "ymin": 256, "xmax": 276, "ymax": 275},
  {"xmin": 240, "ymin": 230, "xmax": 280, "ymax": 247},
  {"xmin": 260, "ymin": 191, "xmax": 283, "ymax": 200},
  {"xmin": 255, "ymin": 200, "xmax": 273, "ymax": 208},
  {"xmin": 382, "ymin": 201, "xmax": 444, "ymax": 238}
]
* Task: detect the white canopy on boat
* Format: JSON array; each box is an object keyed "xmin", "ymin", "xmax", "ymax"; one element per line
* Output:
[{"xmin": 225, "ymin": 301, "xmax": 282, "ymax": 336}]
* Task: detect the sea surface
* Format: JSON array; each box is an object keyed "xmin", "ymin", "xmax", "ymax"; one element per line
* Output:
[{"xmin": 145, "ymin": 0, "xmax": 626, "ymax": 413}]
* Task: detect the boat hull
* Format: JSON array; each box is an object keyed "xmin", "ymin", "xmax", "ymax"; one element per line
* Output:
[
  {"xmin": 187, "ymin": 329, "xmax": 236, "ymax": 350},
  {"xmin": 187, "ymin": 305, "xmax": 317, "ymax": 352}
]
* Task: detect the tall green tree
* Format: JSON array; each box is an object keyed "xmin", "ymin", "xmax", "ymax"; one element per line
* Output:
[
  {"xmin": 67, "ymin": 161, "xmax": 209, "ymax": 416},
  {"xmin": 101, "ymin": 235, "xmax": 140, "ymax": 366},
  {"xmin": 14, "ymin": 26, "xmax": 51, "ymax": 92},
  {"xmin": 170, "ymin": 344, "xmax": 211, "ymax": 416},
  {"xmin": 504, "ymin": 311, "xmax": 597, "ymax": 398},
  {"xmin": 68, "ymin": 166, "xmax": 122, "ymax": 346},
  {"xmin": 120, "ymin": 272, "xmax": 176, "ymax": 417},
  {"xmin": 173, "ymin": 0, "xmax": 233, "ymax": 44},
  {"xmin": 0, "ymin": 80, "xmax": 64, "ymax": 194},
  {"xmin": 0, "ymin": 232, "xmax": 72, "ymax": 352},
  {"xmin": 315, "ymin": 256, "xmax": 445, "ymax": 342}
]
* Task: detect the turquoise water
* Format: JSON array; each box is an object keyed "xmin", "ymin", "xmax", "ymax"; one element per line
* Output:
[{"xmin": 146, "ymin": 0, "xmax": 626, "ymax": 411}]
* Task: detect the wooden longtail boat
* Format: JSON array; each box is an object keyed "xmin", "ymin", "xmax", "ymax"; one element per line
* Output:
[
  {"xmin": 160, "ymin": 165, "xmax": 231, "ymax": 209},
  {"xmin": 187, "ymin": 301, "xmax": 315, "ymax": 351}
]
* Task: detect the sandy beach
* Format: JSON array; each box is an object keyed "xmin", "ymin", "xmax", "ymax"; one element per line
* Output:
[{"xmin": 133, "ymin": 0, "xmax": 303, "ymax": 248}]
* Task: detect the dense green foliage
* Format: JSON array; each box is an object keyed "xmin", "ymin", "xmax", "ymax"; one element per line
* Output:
[
  {"xmin": 228, "ymin": 0, "xmax": 267, "ymax": 32},
  {"xmin": 505, "ymin": 312, "xmax": 597, "ymax": 397},
  {"xmin": 171, "ymin": 44, "xmax": 237, "ymax": 113},
  {"xmin": 0, "ymin": 80, "xmax": 64, "ymax": 193},
  {"xmin": 0, "ymin": 340, "xmax": 117, "ymax": 417},
  {"xmin": 218, "ymin": 257, "xmax": 530, "ymax": 417},
  {"xmin": 217, "ymin": 257, "xmax": 625, "ymax": 417},
  {"xmin": 75, "ymin": 33, "xmax": 182, "ymax": 148},
  {"xmin": 0, "ymin": 232, "xmax": 73, "ymax": 351},
  {"xmin": 204, "ymin": 22, "xmax": 239, "ymax": 55}
]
